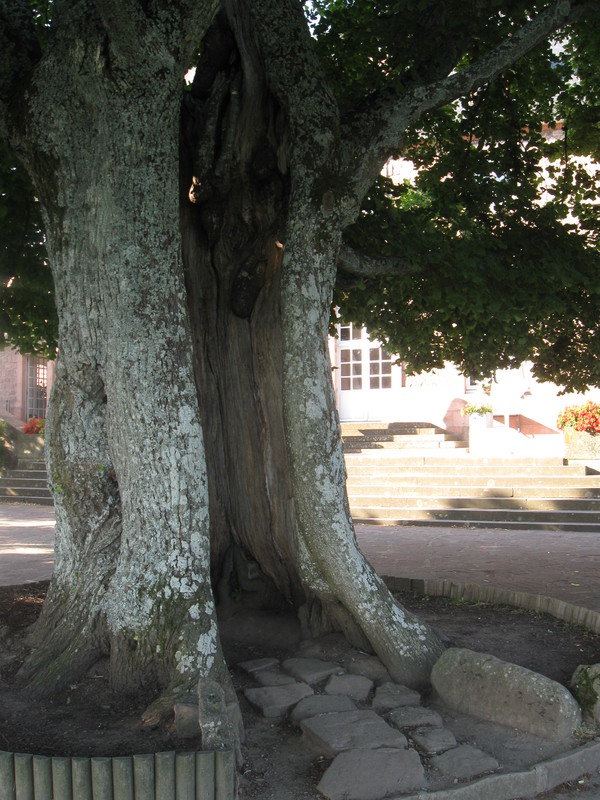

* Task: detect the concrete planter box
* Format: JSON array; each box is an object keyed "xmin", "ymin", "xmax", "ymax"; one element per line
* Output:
[
  {"xmin": 564, "ymin": 428, "xmax": 600, "ymax": 461},
  {"xmin": 0, "ymin": 749, "xmax": 234, "ymax": 800},
  {"xmin": 468, "ymin": 412, "xmax": 493, "ymax": 455},
  {"xmin": 0, "ymin": 420, "xmax": 44, "ymax": 470}
]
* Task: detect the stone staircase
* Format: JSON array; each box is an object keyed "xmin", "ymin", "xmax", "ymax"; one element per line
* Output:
[
  {"xmin": 0, "ymin": 428, "xmax": 52, "ymax": 506},
  {"xmin": 342, "ymin": 421, "xmax": 468, "ymax": 454},
  {"xmin": 0, "ymin": 459, "xmax": 52, "ymax": 505},
  {"xmin": 343, "ymin": 423, "xmax": 600, "ymax": 532}
]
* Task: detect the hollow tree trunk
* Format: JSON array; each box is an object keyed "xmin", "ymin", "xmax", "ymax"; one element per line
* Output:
[
  {"xmin": 182, "ymin": 3, "xmax": 445, "ymax": 688},
  {"xmin": 180, "ymin": 8, "xmax": 304, "ymax": 613}
]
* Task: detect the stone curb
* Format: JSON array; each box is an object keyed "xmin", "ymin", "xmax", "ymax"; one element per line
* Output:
[
  {"xmin": 381, "ymin": 576, "xmax": 600, "ymax": 798},
  {"xmin": 396, "ymin": 739, "xmax": 600, "ymax": 800},
  {"xmin": 383, "ymin": 575, "xmax": 600, "ymax": 635}
]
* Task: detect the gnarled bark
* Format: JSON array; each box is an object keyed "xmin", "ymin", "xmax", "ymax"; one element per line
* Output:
[{"xmin": 12, "ymin": 2, "xmax": 230, "ymax": 716}]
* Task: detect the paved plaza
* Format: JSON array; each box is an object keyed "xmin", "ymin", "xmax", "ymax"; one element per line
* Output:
[
  {"xmin": 0, "ymin": 503, "xmax": 600, "ymax": 614},
  {"xmin": 0, "ymin": 503, "xmax": 55, "ymax": 586},
  {"xmin": 1, "ymin": 504, "xmax": 600, "ymax": 623}
]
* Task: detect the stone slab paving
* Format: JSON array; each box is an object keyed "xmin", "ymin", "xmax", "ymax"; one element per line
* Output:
[
  {"xmin": 388, "ymin": 706, "xmax": 444, "ymax": 729},
  {"xmin": 300, "ymin": 709, "xmax": 409, "ymax": 756},
  {"xmin": 238, "ymin": 656, "xmax": 279, "ymax": 674},
  {"xmin": 345, "ymin": 654, "xmax": 392, "ymax": 685},
  {"xmin": 291, "ymin": 694, "xmax": 357, "ymax": 724},
  {"xmin": 282, "ymin": 657, "xmax": 342, "ymax": 684},
  {"xmin": 317, "ymin": 747, "xmax": 426, "ymax": 800},
  {"xmin": 371, "ymin": 682, "xmax": 422, "ymax": 713},
  {"xmin": 239, "ymin": 648, "xmax": 600, "ymax": 800},
  {"xmin": 411, "ymin": 726, "xmax": 458, "ymax": 755},
  {"xmin": 324, "ymin": 673, "xmax": 373, "ymax": 702},
  {"xmin": 243, "ymin": 681, "xmax": 314, "ymax": 717},
  {"xmin": 431, "ymin": 744, "xmax": 500, "ymax": 780},
  {"xmin": 253, "ymin": 668, "xmax": 297, "ymax": 687}
]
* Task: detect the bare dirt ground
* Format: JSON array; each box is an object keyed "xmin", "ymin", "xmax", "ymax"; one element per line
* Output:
[{"xmin": 1, "ymin": 582, "xmax": 600, "ymax": 799}]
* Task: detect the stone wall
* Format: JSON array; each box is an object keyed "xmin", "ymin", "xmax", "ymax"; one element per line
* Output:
[{"xmin": 0, "ymin": 347, "xmax": 24, "ymax": 420}]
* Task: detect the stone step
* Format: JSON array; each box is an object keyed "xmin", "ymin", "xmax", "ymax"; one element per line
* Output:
[
  {"xmin": 345, "ymin": 453, "xmax": 569, "ymax": 467},
  {"xmin": 2, "ymin": 467, "xmax": 48, "ymax": 478},
  {"xmin": 342, "ymin": 421, "xmax": 598, "ymax": 531},
  {"xmin": 341, "ymin": 422, "xmax": 443, "ymax": 434},
  {"xmin": 345, "ymin": 440, "xmax": 468, "ymax": 451},
  {"xmin": 0, "ymin": 455, "xmax": 51, "ymax": 505},
  {"xmin": 17, "ymin": 459, "xmax": 46, "ymax": 470},
  {"xmin": 347, "ymin": 474, "xmax": 600, "ymax": 488},
  {"xmin": 347, "ymin": 484, "xmax": 600, "ymax": 499},
  {"xmin": 352, "ymin": 507, "xmax": 600, "ymax": 531},
  {"xmin": 341, "ymin": 422, "xmax": 469, "ymax": 454},
  {"xmin": 353, "ymin": 514, "xmax": 600, "ymax": 534},
  {"xmin": 0, "ymin": 495, "xmax": 53, "ymax": 506},
  {"xmin": 0, "ymin": 485, "xmax": 52, "ymax": 500},
  {"xmin": 346, "ymin": 462, "xmax": 585, "ymax": 477},
  {"xmin": 0, "ymin": 475, "xmax": 50, "ymax": 489},
  {"xmin": 349, "ymin": 494, "xmax": 600, "ymax": 512},
  {"xmin": 343, "ymin": 427, "xmax": 445, "ymax": 439},
  {"xmin": 343, "ymin": 432, "xmax": 457, "ymax": 444}
]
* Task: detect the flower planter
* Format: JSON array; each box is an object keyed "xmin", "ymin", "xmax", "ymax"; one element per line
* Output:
[
  {"xmin": 16, "ymin": 431, "xmax": 45, "ymax": 462},
  {"xmin": 0, "ymin": 749, "xmax": 234, "ymax": 800},
  {"xmin": 564, "ymin": 428, "xmax": 600, "ymax": 461},
  {"xmin": 468, "ymin": 412, "xmax": 493, "ymax": 455}
]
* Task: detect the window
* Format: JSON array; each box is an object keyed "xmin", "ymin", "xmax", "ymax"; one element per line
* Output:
[
  {"xmin": 369, "ymin": 348, "xmax": 393, "ymax": 389},
  {"xmin": 339, "ymin": 323, "xmax": 363, "ymax": 341},
  {"xmin": 26, "ymin": 357, "xmax": 47, "ymax": 419},
  {"xmin": 340, "ymin": 348, "xmax": 362, "ymax": 390}
]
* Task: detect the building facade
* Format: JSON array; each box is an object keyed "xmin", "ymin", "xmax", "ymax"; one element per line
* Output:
[
  {"xmin": 0, "ymin": 347, "xmax": 54, "ymax": 424},
  {"xmin": 2, "ymin": 335, "xmax": 598, "ymax": 459},
  {"xmin": 329, "ymin": 323, "xmax": 600, "ymax": 458}
]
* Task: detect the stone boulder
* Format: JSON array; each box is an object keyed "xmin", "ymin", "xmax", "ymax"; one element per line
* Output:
[
  {"xmin": 571, "ymin": 664, "xmax": 600, "ymax": 724},
  {"xmin": 431, "ymin": 648, "xmax": 581, "ymax": 741}
]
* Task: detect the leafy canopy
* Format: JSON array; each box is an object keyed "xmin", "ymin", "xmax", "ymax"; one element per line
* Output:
[
  {"xmin": 313, "ymin": 0, "xmax": 600, "ymax": 392},
  {"xmin": 0, "ymin": 140, "xmax": 57, "ymax": 358},
  {"xmin": 3, "ymin": 0, "xmax": 600, "ymax": 393},
  {"xmin": 1, "ymin": 2, "xmax": 55, "ymax": 358}
]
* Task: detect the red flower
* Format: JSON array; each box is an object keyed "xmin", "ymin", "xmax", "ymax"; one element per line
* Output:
[
  {"xmin": 22, "ymin": 417, "xmax": 45, "ymax": 435},
  {"xmin": 557, "ymin": 402, "xmax": 600, "ymax": 435}
]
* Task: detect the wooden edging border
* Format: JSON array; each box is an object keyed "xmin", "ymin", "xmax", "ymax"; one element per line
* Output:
[
  {"xmin": 0, "ymin": 748, "xmax": 234, "ymax": 800},
  {"xmin": 384, "ymin": 575, "xmax": 600, "ymax": 635}
]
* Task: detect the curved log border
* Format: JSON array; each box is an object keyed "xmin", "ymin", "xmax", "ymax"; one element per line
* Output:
[{"xmin": 0, "ymin": 749, "xmax": 234, "ymax": 799}]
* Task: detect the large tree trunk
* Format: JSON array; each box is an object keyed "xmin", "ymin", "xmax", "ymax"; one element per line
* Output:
[{"xmin": 15, "ymin": 3, "xmax": 232, "ymax": 724}]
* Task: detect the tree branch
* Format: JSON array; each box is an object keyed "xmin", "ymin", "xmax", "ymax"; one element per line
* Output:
[
  {"xmin": 0, "ymin": 0, "xmax": 42, "ymax": 137},
  {"xmin": 341, "ymin": 0, "xmax": 596, "ymax": 213},
  {"xmin": 336, "ymin": 243, "xmax": 423, "ymax": 282}
]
